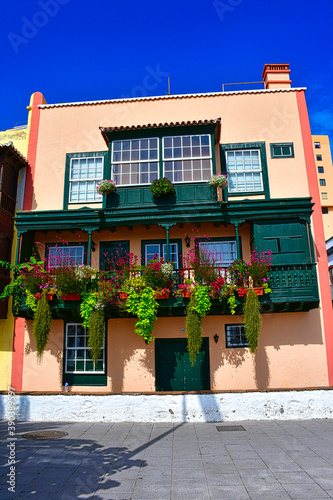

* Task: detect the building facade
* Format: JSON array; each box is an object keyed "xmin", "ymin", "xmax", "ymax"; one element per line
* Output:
[{"xmin": 6, "ymin": 64, "xmax": 333, "ymax": 394}]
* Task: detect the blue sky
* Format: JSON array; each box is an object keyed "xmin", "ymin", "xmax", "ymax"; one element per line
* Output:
[{"xmin": 1, "ymin": 0, "xmax": 333, "ymax": 147}]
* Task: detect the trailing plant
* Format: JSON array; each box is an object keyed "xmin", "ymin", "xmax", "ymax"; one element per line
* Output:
[
  {"xmin": 122, "ymin": 275, "xmax": 147, "ymax": 294},
  {"xmin": 125, "ymin": 286, "xmax": 158, "ymax": 343},
  {"xmin": 243, "ymin": 288, "xmax": 262, "ymax": 353},
  {"xmin": 218, "ymin": 282, "xmax": 237, "ymax": 314},
  {"xmin": 87, "ymin": 308, "xmax": 105, "ymax": 363},
  {"xmin": 32, "ymin": 290, "xmax": 52, "ymax": 358},
  {"xmin": 26, "ymin": 290, "xmax": 38, "ymax": 312},
  {"xmin": 150, "ymin": 177, "xmax": 175, "ymax": 198},
  {"xmin": 192, "ymin": 284, "xmax": 211, "ymax": 317},
  {"xmin": 186, "ymin": 293, "xmax": 203, "ymax": 366},
  {"xmin": 142, "ymin": 257, "xmax": 174, "ymax": 290},
  {"xmin": 80, "ymin": 291, "xmax": 99, "ymax": 328}
]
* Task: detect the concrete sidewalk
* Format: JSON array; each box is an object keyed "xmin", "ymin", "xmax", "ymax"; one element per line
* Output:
[{"xmin": 1, "ymin": 420, "xmax": 333, "ymax": 499}]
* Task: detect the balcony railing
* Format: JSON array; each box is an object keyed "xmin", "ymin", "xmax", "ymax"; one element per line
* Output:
[{"xmin": 0, "ymin": 190, "xmax": 16, "ymax": 216}]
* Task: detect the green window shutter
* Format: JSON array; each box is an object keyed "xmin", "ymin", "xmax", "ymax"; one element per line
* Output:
[{"xmin": 253, "ymin": 220, "xmax": 312, "ymax": 265}]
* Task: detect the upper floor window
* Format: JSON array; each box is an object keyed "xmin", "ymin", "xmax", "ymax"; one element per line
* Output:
[
  {"xmin": 321, "ymin": 192, "xmax": 328, "ymax": 200},
  {"xmin": 46, "ymin": 243, "xmax": 87, "ymax": 269},
  {"xmin": 316, "ymin": 154, "xmax": 323, "ymax": 161},
  {"xmin": 270, "ymin": 143, "xmax": 294, "ymax": 158},
  {"xmin": 112, "ymin": 138, "xmax": 159, "ymax": 186},
  {"xmin": 69, "ymin": 157, "xmax": 103, "ymax": 203},
  {"xmin": 163, "ymin": 134, "xmax": 212, "ymax": 183},
  {"xmin": 143, "ymin": 240, "xmax": 181, "ymax": 269},
  {"xmin": 110, "ymin": 134, "xmax": 213, "ymax": 186},
  {"xmin": 322, "ymin": 207, "xmax": 328, "ymax": 214},
  {"xmin": 314, "ymin": 142, "xmax": 321, "ymax": 149},
  {"xmin": 320, "ymin": 179, "xmax": 326, "ymax": 186},
  {"xmin": 226, "ymin": 149, "xmax": 263, "ymax": 193},
  {"xmin": 318, "ymin": 166, "xmax": 324, "ymax": 173},
  {"xmin": 199, "ymin": 240, "xmax": 237, "ymax": 268}
]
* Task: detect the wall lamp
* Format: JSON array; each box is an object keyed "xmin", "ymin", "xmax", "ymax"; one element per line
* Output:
[
  {"xmin": 214, "ymin": 334, "xmax": 219, "ymax": 344},
  {"xmin": 185, "ymin": 235, "xmax": 191, "ymax": 248}
]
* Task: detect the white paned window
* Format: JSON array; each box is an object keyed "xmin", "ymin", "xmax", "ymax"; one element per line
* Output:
[
  {"xmin": 225, "ymin": 325, "xmax": 248, "ymax": 348},
  {"xmin": 145, "ymin": 243, "xmax": 179, "ymax": 268},
  {"xmin": 226, "ymin": 149, "xmax": 263, "ymax": 193},
  {"xmin": 199, "ymin": 241, "xmax": 237, "ymax": 268},
  {"xmin": 163, "ymin": 134, "xmax": 212, "ymax": 183},
  {"xmin": 111, "ymin": 138, "xmax": 159, "ymax": 186},
  {"xmin": 48, "ymin": 246, "xmax": 84, "ymax": 268},
  {"xmin": 69, "ymin": 157, "xmax": 103, "ymax": 203},
  {"xmin": 65, "ymin": 324, "xmax": 105, "ymax": 374}
]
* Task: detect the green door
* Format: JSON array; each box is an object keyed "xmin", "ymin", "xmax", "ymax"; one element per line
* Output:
[
  {"xmin": 155, "ymin": 338, "xmax": 210, "ymax": 391},
  {"xmin": 100, "ymin": 241, "xmax": 130, "ymax": 271}
]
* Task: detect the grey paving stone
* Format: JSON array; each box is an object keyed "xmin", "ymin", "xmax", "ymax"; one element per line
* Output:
[
  {"xmin": 282, "ymin": 482, "xmax": 330, "ymax": 498},
  {"xmin": 208, "ymin": 484, "xmax": 250, "ymax": 499}
]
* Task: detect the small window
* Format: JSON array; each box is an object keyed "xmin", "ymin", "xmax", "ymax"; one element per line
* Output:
[
  {"xmin": 322, "ymin": 207, "xmax": 328, "ymax": 214},
  {"xmin": 318, "ymin": 166, "xmax": 324, "ymax": 173},
  {"xmin": 144, "ymin": 241, "xmax": 180, "ymax": 268},
  {"xmin": 225, "ymin": 324, "xmax": 248, "ymax": 348},
  {"xmin": 270, "ymin": 143, "xmax": 294, "ymax": 158},
  {"xmin": 322, "ymin": 192, "xmax": 328, "ymax": 200},
  {"xmin": 199, "ymin": 240, "xmax": 237, "ymax": 268},
  {"xmin": 69, "ymin": 157, "xmax": 103, "ymax": 203},
  {"xmin": 47, "ymin": 244, "xmax": 86, "ymax": 268},
  {"xmin": 320, "ymin": 179, "xmax": 326, "ymax": 186},
  {"xmin": 316, "ymin": 155, "xmax": 323, "ymax": 161},
  {"xmin": 314, "ymin": 142, "xmax": 321, "ymax": 149},
  {"xmin": 226, "ymin": 149, "xmax": 263, "ymax": 193}
]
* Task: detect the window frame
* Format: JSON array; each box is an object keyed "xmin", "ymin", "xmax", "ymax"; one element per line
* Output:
[
  {"xmin": 225, "ymin": 324, "xmax": 248, "ymax": 348},
  {"xmin": 45, "ymin": 242, "xmax": 88, "ymax": 269},
  {"xmin": 63, "ymin": 323, "xmax": 107, "ymax": 386},
  {"xmin": 220, "ymin": 142, "xmax": 270, "ymax": 199},
  {"xmin": 318, "ymin": 166, "xmax": 324, "ymax": 174},
  {"xmin": 105, "ymin": 124, "xmax": 218, "ymax": 188},
  {"xmin": 141, "ymin": 239, "xmax": 183, "ymax": 269},
  {"xmin": 319, "ymin": 179, "xmax": 326, "ymax": 186},
  {"xmin": 63, "ymin": 151, "xmax": 108, "ymax": 209},
  {"xmin": 322, "ymin": 207, "xmax": 328, "ymax": 214},
  {"xmin": 314, "ymin": 142, "xmax": 321, "ymax": 149},
  {"xmin": 197, "ymin": 237, "xmax": 239, "ymax": 268},
  {"xmin": 270, "ymin": 143, "xmax": 294, "ymax": 158},
  {"xmin": 321, "ymin": 192, "xmax": 328, "ymax": 200},
  {"xmin": 316, "ymin": 154, "xmax": 323, "ymax": 161}
]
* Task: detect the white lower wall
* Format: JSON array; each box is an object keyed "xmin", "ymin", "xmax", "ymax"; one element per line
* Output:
[{"xmin": 1, "ymin": 391, "xmax": 333, "ymax": 422}]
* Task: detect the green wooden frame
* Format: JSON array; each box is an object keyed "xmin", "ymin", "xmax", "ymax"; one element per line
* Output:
[
  {"xmin": 270, "ymin": 143, "xmax": 295, "ymax": 158},
  {"xmin": 195, "ymin": 236, "xmax": 241, "ymax": 261},
  {"xmin": 104, "ymin": 123, "xmax": 219, "ymax": 188},
  {"xmin": 220, "ymin": 142, "xmax": 270, "ymax": 200},
  {"xmin": 63, "ymin": 151, "xmax": 109, "ymax": 209},
  {"xmin": 62, "ymin": 320, "xmax": 107, "ymax": 386}
]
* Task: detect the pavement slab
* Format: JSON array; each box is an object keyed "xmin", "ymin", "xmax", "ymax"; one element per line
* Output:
[{"xmin": 0, "ymin": 419, "xmax": 333, "ymax": 499}]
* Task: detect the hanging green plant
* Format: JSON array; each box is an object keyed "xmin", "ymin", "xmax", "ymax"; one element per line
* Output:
[
  {"xmin": 25, "ymin": 290, "xmax": 38, "ymax": 313},
  {"xmin": 243, "ymin": 288, "xmax": 262, "ymax": 353},
  {"xmin": 186, "ymin": 293, "xmax": 203, "ymax": 367},
  {"xmin": 87, "ymin": 308, "xmax": 105, "ymax": 364},
  {"xmin": 126, "ymin": 286, "xmax": 158, "ymax": 343},
  {"xmin": 80, "ymin": 291, "xmax": 99, "ymax": 328},
  {"xmin": 32, "ymin": 290, "xmax": 52, "ymax": 358},
  {"xmin": 186, "ymin": 284, "xmax": 211, "ymax": 366}
]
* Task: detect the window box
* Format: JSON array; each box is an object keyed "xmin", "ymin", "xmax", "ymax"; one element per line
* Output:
[
  {"xmin": 62, "ymin": 293, "xmax": 82, "ymax": 301},
  {"xmin": 119, "ymin": 292, "xmax": 128, "ymax": 299},
  {"xmin": 181, "ymin": 290, "xmax": 191, "ymax": 298},
  {"xmin": 155, "ymin": 289, "xmax": 170, "ymax": 299}
]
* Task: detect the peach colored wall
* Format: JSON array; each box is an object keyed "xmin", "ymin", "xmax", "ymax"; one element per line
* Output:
[
  {"xmin": 21, "ymin": 310, "xmax": 328, "ymax": 393},
  {"xmin": 313, "ymin": 135, "xmax": 333, "ymax": 240},
  {"xmin": 32, "ymin": 90, "xmax": 310, "ymax": 211}
]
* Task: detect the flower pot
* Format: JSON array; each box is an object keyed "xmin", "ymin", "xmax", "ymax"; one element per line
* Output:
[
  {"xmin": 253, "ymin": 287, "xmax": 264, "ymax": 296},
  {"xmin": 46, "ymin": 293, "xmax": 55, "ymax": 300},
  {"xmin": 119, "ymin": 292, "xmax": 128, "ymax": 299},
  {"xmin": 181, "ymin": 290, "xmax": 191, "ymax": 298},
  {"xmin": 155, "ymin": 290, "xmax": 170, "ymax": 299},
  {"xmin": 61, "ymin": 293, "xmax": 81, "ymax": 301}
]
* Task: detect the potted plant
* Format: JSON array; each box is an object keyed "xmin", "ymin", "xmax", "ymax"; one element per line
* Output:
[
  {"xmin": 173, "ymin": 279, "xmax": 195, "ymax": 299},
  {"xmin": 208, "ymin": 174, "xmax": 228, "ymax": 189},
  {"xmin": 247, "ymin": 249, "xmax": 272, "ymax": 294},
  {"xmin": 155, "ymin": 288, "xmax": 170, "ymax": 299},
  {"xmin": 142, "ymin": 257, "xmax": 174, "ymax": 292},
  {"xmin": 150, "ymin": 178, "xmax": 175, "ymax": 198},
  {"xmin": 96, "ymin": 179, "xmax": 117, "ymax": 195},
  {"xmin": 52, "ymin": 265, "xmax": 94, "ymax": 300}
]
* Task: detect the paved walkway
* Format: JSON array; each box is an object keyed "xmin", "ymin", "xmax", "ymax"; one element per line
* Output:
[{"xmin": 1, "ymin": 419, "xmax": 333, "ymax": 499}]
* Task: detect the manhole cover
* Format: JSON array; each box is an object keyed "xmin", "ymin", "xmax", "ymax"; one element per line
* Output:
[
  {"xmin": 22, "ymin": 430, "xmax": 68, "ymax": 440},
  {"xmin": 216, "ymin": 425, "xmax": 245, "ymax": 432}
]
